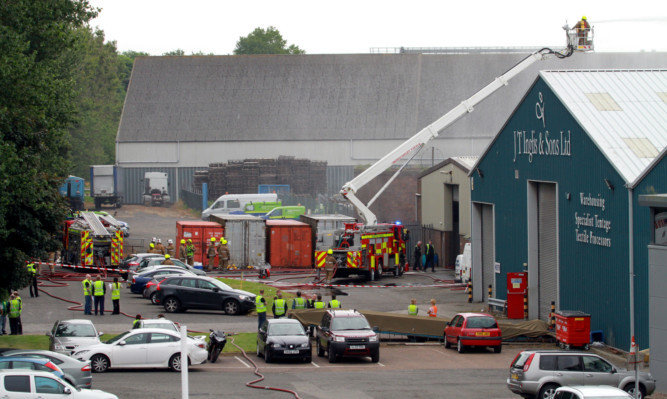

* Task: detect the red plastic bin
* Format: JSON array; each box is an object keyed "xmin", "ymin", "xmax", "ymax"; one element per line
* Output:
[{"xmin": 554, "ymin": 310, "xmax": 591, "ymax": 350}]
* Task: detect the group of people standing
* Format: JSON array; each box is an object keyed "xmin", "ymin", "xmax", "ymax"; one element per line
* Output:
[
  {"xmin": 0, "ymin": 291, "xmax": 23, "ymax": 335},
  {"xmin": 147, "ymin": 237, "xmax": 175, "ymax": 257},
  {"xmin": 408, "ymin": 298, "xmax": 439, "ymax": 317},
  {"xmin": 82, "ymin": 274, "xmax": 122, "ymax": 316},
  {"xmin": 413, "ymin": 240, "xmax": 436, "ymax": 272},
  {"xmin": 205, "ymin": 237, "xmax": 230, "ymax": 271},
  {"xmin": 254, "ymin": 289, "xmax": 342, "ymax": 329}
]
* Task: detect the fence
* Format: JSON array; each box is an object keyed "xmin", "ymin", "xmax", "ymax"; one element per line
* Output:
[{"xmin": 180, "ymin": 188, "xmax": 203, "ymax": 211}]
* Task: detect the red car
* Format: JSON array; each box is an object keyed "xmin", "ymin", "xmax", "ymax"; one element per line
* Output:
[{"xmin": 443, "ymin": 312, "xmax": 502, "ymax": 353}]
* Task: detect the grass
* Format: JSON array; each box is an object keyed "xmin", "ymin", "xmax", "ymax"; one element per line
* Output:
[{"xmin": 218, "ymin": 278, "xmax": 295, "ymax": 317}]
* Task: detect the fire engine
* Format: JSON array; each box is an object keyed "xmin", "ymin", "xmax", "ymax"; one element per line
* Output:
[
  {"xmin": 61, "ymin": 211, "xmax": 125, "ymax": 268},
  {"xmin": 322, "ymin": 24, "xmax": 592, "ymax": 281}
]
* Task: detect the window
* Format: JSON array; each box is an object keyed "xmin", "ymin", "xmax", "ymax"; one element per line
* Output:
[
  {"xmin": 455, "ymin": 316, "xmax": 464, "ymax": 328},
  {"xmin": 12, "ymin": 361, "xmax": 36, "ymax": 370},
  {"xmin": 227, "ymin": 200, "xmax": 240, "ymax": 209},
  {"xmin": 465, "ymin": 316, "xmax": 497, "ymax": 329},
  {"xmin": 150, "ymin": 333, "xmax": 178, "ymax": 344},
  {"xmin": 179, "ymin": 279, "xmax": 198, "ymax": 288},
  {"xmin": 123, "ymin": 332, "xmax": 149, "ymax": 345},
  {"xmin": 4, "ymin": 375, "xmax": 30, "ymax": 392},
  {"xmin": 198, "ymin": 280, "xmax": 217, "ymax": 290},
  {"xmin": 540, "ymin": 355, "xmax": 557, "ymax": 371},
  {"xmin": 55, "ymin": 323, "xmax": 97, "ymax": 337},
  {"xmin": 583, "ymin": 356, "xmax": 612, "ymax": 372},
  {"xmin": 553, "ymin": 392, "xmax": 576, "ymax": 399},
  {"xmin": 556, "ymin": 355, "xmax": 582, "ymax": 371},
  {"xmin": 35, "ymin": 376, "xmax": 65, "ymax": 394}
]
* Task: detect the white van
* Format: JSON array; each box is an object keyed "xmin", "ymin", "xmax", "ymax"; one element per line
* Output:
[
  {"xmin": 201, "ymin": 193, "xmax": 277, "ymax": 220},
  {"xmin": 455, "ymin": 243, "xmax": 472, "ymax": 283}
]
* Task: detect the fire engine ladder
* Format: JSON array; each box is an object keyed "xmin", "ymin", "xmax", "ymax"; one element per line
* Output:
[
  {"xmin": 80, "ymin": 212, "xmax": 111, "ymax": 237},
  {"xmin": 98, "ymin": 214, "xmax": 122, "ymax": 230}
]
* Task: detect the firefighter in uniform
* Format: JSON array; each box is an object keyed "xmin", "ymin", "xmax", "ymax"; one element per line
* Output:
[
  {"xmin": 218, "ymin": 239, "xmax": 230, "ymax": 270},
  {"xmin": 147, "ymin": 243, "xmax": 156, "ymax": 253},
  {"xmin": 186, "ymin": 239, "xmax": 195, "ymax": 266},
  {"xmin": 256, "ymin": 289, "xmax": 267, "ymax": 330},
  {"xmin": 292, "ymin": 291, "xmax": 306, "ymax": 310},
  {"xmin": 82, "ymin": 274, "xmax": 93, "ymax": 315},
  {"xmin": 324, "ymin": 249, "xmax": 336, "ymax": 284},
  {"xmin": 206, "ymin": 237, "xmax": 217, "ymax": 271},
  {"xmin": 328, "ymin": 294, "xmax": 341, "ymax": 309},
  {"xmin": 111, "ymin": 277, "xmax": 121, "ymax": 314},
  {"xmin": 165, "ymin": 239, "xmax": 175, "ymax": 257},
  {"xmin": 272, "ymin": 291, "xmax": 287, "ymax": 319},
  {"xmin": 162, "ymin": 254, "xmax": 174, "ymax": 265},
  {"xmin": 27, "ymin": 262, "xmax": 38, "ymax": 297},
  {"xmin": 408, "ymin": 298, "xmax": 419, "ymax": 315},
  {"xmin": 155, "ymin": 239, "xmax": 166, "ymax": 255},
  {"xmin": 574, "ymin": 16, "xmax": 591, "ymax": 46},
  {"xmin": 92, "ymin": 275, "xmax": 106, "ymax": 316},
  {"xmin": 178, "ymin": 239, "xmax": 187, "ymax": 262},
  {"xmin": 8, "ymin": 293, "xmax": 22, "ymax": 335}
]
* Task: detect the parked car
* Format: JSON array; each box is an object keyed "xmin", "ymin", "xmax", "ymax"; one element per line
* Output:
[
  {"xmin": 257, "ymin": 319, "xmax": 311, "ymax": 363},
  {"xmin": 72, "ymin": 328, "xmax": 207, "ymax": 373},
  {"xmin": 143, "ymin": 275, "xmax": 173, "ymax": 304},
  {"xmin": 316, "ymin": 309, "xmax": 379, "ymax": 363},
  {"xmin": 119, "ymin": 253, "xmax": 163, "ymax": 280},
  {"xmin": 129, "ymin": 267, "xmax": 195, "ymax": 294},
  {"xmin": 507, "ymin": 350, "xmax": 656, "ymax": 399},
  {"xmin": 443, "ymin": 312, "xmax": 502, "ymax": 353},
  {"xmin": 0, "ymin": 370, "xmax": 118, "ymax": 398},
  {"xmin": 48, "ymin": 319, "xmax": 102, "ymax": 355},
  {"xmin": 0, "ymin": 349, "xmax": 92, "ymax": 389},
  {"xmin": 132, "ymin": 318, "xmax": 179, "ymax": 333},
  {"xmin": 553, "ymin": 385, "xmax": 632, "ymax": 399},
  {"xmin": 154, "ymin": 275, "xmax": 255, "ymax": 315},
  {"xmin": 0, "ymin": 357, "xmax": 64, "ymax": 380},
  {"xmin": 134, "ymin": 256, "xmax": 206, "ymax": 277}
]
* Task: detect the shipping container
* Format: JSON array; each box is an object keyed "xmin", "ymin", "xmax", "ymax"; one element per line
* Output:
[
  {"xmin": 299, "ymin": 214, "xmax": 356, "ymax": 251},
  {"xmin": 266, "ymin": 220, "xmax": 312, "ymax": 269},
  {"xmin": 209, "ymin": 214, "xmax": 266, "ymax": 268},
  {"xmin": 175, "ymin": 221, "xmax": 224, "ymax": 265}
]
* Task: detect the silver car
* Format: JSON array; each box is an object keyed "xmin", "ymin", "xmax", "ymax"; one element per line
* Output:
[
  {"xmin": 507, "ymin": 350, "xmax": 656, "ymax": 399},
  {"xmin": 48, "ymin": 319, "xmax": 103, "ymax": 355},
  {"xmin": 0, "ymin": 349, "xmax": 92, "ymax": 389}
]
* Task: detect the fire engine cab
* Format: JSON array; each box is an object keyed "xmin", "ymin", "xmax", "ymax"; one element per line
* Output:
[{"xmin": 315, "ymin": 222, "xmax": 406, "ymax": 281}]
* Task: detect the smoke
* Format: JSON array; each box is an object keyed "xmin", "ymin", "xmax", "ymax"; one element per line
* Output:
[{"xmin": 592, "ymin": 16, "xmax": 667, "ymax": 23}]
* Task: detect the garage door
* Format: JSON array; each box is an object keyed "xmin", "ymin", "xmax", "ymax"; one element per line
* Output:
[
  {"xmin": 482, "ymin": 204, "xmax": 495, "ymax": 298},
  {"xmin": 537, "ymin": 183, "xmax": 558, "ymax": 320}
]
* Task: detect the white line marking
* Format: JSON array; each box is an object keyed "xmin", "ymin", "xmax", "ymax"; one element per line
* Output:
[
  {"xmin": 377, "ymin": 362, "xmax": 385, "ymax": 367},
  {"xmin": 311, "ymin": 361, "xmax": 320, "ymax": 368},
  {"xmin": 234, "ymin": 356, "xmax": 251, "ymax": 368}
]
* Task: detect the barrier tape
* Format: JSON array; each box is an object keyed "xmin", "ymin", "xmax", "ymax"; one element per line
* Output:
[{"xmin": 28, "ymin": 261, "xmax": 129, "ymax": 274}]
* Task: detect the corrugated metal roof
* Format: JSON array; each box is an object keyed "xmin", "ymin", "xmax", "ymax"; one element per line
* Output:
[{"xmin": 540, "ymin": 70, "xmax": 667, "ymax": 185}]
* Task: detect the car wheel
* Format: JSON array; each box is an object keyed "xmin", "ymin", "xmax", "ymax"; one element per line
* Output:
[
  {"xmin": 265, "ymin": 348, "xmax": 272, "ymax": 363},
  {"xmin": 210, "ymin": 346, "xmax": 222, "ymax": 363},
  {"xmin": 539, "ymin": 383, "xmax": 558, "ymax": 399},
  {"xmin": 327, "ymin": 345, "xmax": 336, "ymax": 363},
  {"xmin": 91, "ymin": 354, "xmax": 110, "ymax": 373},
  {"xmin": 164, "ymin": 297, "xmax": 181, "ymax": 313},
  {"xmin": 457, "ymin": 338, "xmax": 465, "ymax": 353},
  {"xmin": 169, "ymin": 353, "xmax": 183, "ymax": 371},
  {"xmin": 444, "ymin": 336, "xmax": 451, "ymax": 349},
  {"xmin": 371, "ymin": 351, "xmax": 380, "ymax": 363},
  {"xmin": 150, "ymin": 292, "xmax": 159, "ymax": 305},
  {"xmin": 223, "ymin": 299, "xmax": 240, "ymax": 315},
  {"xmin": 494, "ymin": 344, "xmax": 502, "ymax": 354},
  {"xmin": 317, "ymin": 340, "xmax": 324, "ymax": 357},
  {"xmin": 623, "ymin": 384, "xmax": 646, "ymax": 399}
]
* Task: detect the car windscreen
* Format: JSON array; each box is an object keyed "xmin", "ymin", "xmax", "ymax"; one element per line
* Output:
[
  {"xmin": 269, "ymin": 323, "xmax": 306, "ymax": 336},
  {"xmin": 331, "ymin": 317, "xmax": 371, "ymax": 331},
  {"xmin": 144, "ymin": 322, "xmax": 178, "ymax": 332},
  {"xmin": 104, "ymin": 331, "xmax": 130, "ymax": 344},
  {"xmin": 55, "ymin": 323, "xmax": 97, "ymax": 337},
  {"xmin": 209, "ymin": 279, "xmax": 233, "ymax": 291},
  {"xmin": 465, "ymin": 316, "xmax": 497, "ymax": 329}
]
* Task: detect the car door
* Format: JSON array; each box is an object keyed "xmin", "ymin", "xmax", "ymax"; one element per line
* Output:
[
  {"xmin": 445, "ymin": 315, "xmax": 462, "ymax": 344},
  {"xmin": 195, "ymin": 279, "xmax": 224, "ymax": 310},
  {"xmin": 582, "ymin": 355, "xmax": 617, "ymax": 386},
  {"xmin": 318, "ymin": 313, "xmax": 332, "ymax": 348},
  {"xmin": 173, "ymin": 277, "xmax": 199, "ymax": 307},
  {"xmin": 145, "ymin": 332, "xmax": 180, "ymax": 367},
  {"xmin": 111, "ymin": 332, "xmax": 149, "ymax": 367},
  {"xmin": 0, "ymin": 375, "xmax": 33, "ymax": 399},
  {"xmin": 34, "ymin": 375, "xmax": 72, "ymax": 397},
  {"xmin": 554, "ymin": 355, "xmax": 584, "ymax": 387}
]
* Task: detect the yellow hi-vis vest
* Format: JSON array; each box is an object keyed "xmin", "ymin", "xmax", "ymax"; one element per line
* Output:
[
  {"xmin": 93, "ymin": 280, "xmax": 105, "ymax": 296},
  {"xmin": 293, "ymin": 297, "xmax": 306, "ymax": 309},
  {"xmin": 27, "ymin": 263, "xmax": 36, "ymax": 276},
  {"xmin": 329, "ymin": 299, "xmax": 341, "ymax": 308},
  {"xmin": 255, "ymin": 296, "xmax": 266, "ymax": 313},
  {"xmin": 408, "ymin": 304, "xmax": 418, "ymax": 315},
  {"xmin": 111, "ymin": 282, "xmax": 121, "ymax": 300},
  {"xmin": 274, "ymin": 299, "xmax": 286, "ymax": 316},
  {"xmin": 314, "ymin": 301, "xmax": 325, "ymax": 309},
  {"xmin": 82, "ymin": 279, "xmax": 91, "ymax": 296},
  {"xmin": 9, "ymin": 299, "xmax": 21, "ymax": 318}
]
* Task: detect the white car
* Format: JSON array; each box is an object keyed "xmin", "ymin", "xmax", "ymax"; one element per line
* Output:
[
  {"xmin": 0, "ymin": 370, "xmax": 117, "ymax": 398},
  {"xmin": 72, "ymin": 328, "xmax": 207, "ymax": 373},
  {"xmin": 554, "ymin": 385, "xmax": 632, "ymax": 398}
]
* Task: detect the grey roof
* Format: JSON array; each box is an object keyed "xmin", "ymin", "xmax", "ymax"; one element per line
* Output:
[
  {"xmin": 118, "ymin": 53, "xmax": 667, "ymax": 145},
  {"xmin": 419, "ymin": 156, "xmax": 479, "ymax": 178},
  {"xmin": 541, "ymin": 70, "xmax": 667, "ymax": 185}
]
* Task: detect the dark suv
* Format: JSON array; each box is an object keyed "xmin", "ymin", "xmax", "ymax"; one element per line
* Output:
[
  {"xmin": 155, "ymin": 275, "xmax": 255, "ymax": 315},
  {"xmin": 316, "ymin": 310, "xmax": 379, "ymax": 363},
  {"xmin": 507, "ymin": 350, "xmax": 656, "ymax": 399}
]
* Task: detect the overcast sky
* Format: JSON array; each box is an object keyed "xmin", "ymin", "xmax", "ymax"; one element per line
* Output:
[{"xmin": 88, "ymin": 0, "xmax": 667, "ymax": 55}]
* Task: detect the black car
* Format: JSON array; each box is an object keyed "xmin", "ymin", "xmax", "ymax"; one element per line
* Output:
[
  {"xmin": 257, "ymin": 319, "xmax": 311, "ymax": 363},
  {"xmin": 154, "ymin": 275, "xmax": 255, "ymax": 315}
]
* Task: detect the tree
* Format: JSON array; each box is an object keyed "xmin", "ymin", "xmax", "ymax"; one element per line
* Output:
[
  {"xmin": 163, "ymin": 49, "xmax": 185, "ymax": 56},
  {"xmin": 0, "ymin": 0, "xmax": 97, "ymax": 294},
  {"xmin": 118, "ymin": 50, "xmax": 149, "ymax": 92},
  {"xmin": 234, "ymin": 26, "xmax": 305, "ymax": 55}
]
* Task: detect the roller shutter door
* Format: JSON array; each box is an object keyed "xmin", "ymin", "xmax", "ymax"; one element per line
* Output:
[
  {"xmin": 537, "ymin": 183, "xmax": 558, "ymax": 320},
  {"xmin": 482, "ymin": 204, "xmax": 494, "ymax": 298}
]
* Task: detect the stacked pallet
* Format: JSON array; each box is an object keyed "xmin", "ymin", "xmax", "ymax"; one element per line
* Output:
[
  {"xmin": 192, "ymin": 170, "xmax": 209, "ymax": 192},
  {"xmin": 242, "ymin": 161, "xmax": 260, "ymax": 193},
  {"xmin": 208, "ymin": 164, "xmax": 227, "ymax": 198},
  {"xmin": 225, "ymin": 161, "xmax": 244, "ymax": 194}
]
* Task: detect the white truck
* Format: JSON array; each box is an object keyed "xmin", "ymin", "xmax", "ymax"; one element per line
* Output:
[
  {"xmin": 90, "ymin": 165, "xmax": 124, "ymax": 210},
  {"xmin": 142, "ymin": 172, "xmax": 170, "ymax": 206}
]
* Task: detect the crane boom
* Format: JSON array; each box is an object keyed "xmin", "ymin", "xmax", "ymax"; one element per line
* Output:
[{"xmin": 341, "ymin": 25, "xmax": 587, "ymax": 225}]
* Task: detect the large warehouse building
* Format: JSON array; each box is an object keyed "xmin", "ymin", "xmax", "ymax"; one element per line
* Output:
[{"xmin": 116, "ymin": 51, "xmax": 666, "ymax": 216}]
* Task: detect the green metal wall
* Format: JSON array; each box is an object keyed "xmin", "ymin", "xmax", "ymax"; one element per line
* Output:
[{"xmin": 471, "ymin": 78, "xmax": 661, "ymax": 349}]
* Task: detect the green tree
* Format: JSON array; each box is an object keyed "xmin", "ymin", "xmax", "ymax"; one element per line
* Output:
[
  {"xmin": 234, "ymin": 26, "xmax": 305, "ymax": 55},
  {"xmin": 163, "ymin": 49, "xmax": 185, "ymax": 56},
  {"xmin": 0, "ymin": 0, "xmax": 97, "ymax": 292},
  {"xmin": 118, "ymin": 50, "xmax": 149, "ymax": 92},
  {"xmin": 68, "ymin": 27, "xmax": 125, "ymax": 177}
]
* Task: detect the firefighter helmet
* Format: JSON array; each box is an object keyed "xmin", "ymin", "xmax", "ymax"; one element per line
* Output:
[
  {"xmin": 165, "ymin": 254, "xmax": 171, "ymax": 259},
  {"xmin": 168, "ymin": 239, "xmax": 173, "ymax": 244},
  {"xmin": 150, "ymin": 243, "xmax": 155, "ymax": 248},
  {"xmin": 180, "ymin": 239, "xmax": 185, "ymax": 244},
  {"xmin": 327, "ymin": 249, "xmax": 333, "ymax": 254},
  {"xmin": 582, "ymin": 16, "xmax": 587, "ymax": 20},
  {"xmin": 222, "ymin": 239, "xmax": 227, "ymax": 244},
  {"xmin": 211, "ymin": 237, "xmax": 216, "ymax": 242}
]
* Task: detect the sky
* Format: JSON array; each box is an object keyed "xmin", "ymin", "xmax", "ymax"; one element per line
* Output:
[{"xmin": 87, "ymin": 0, "xmax": 667, "ymax": 55}]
